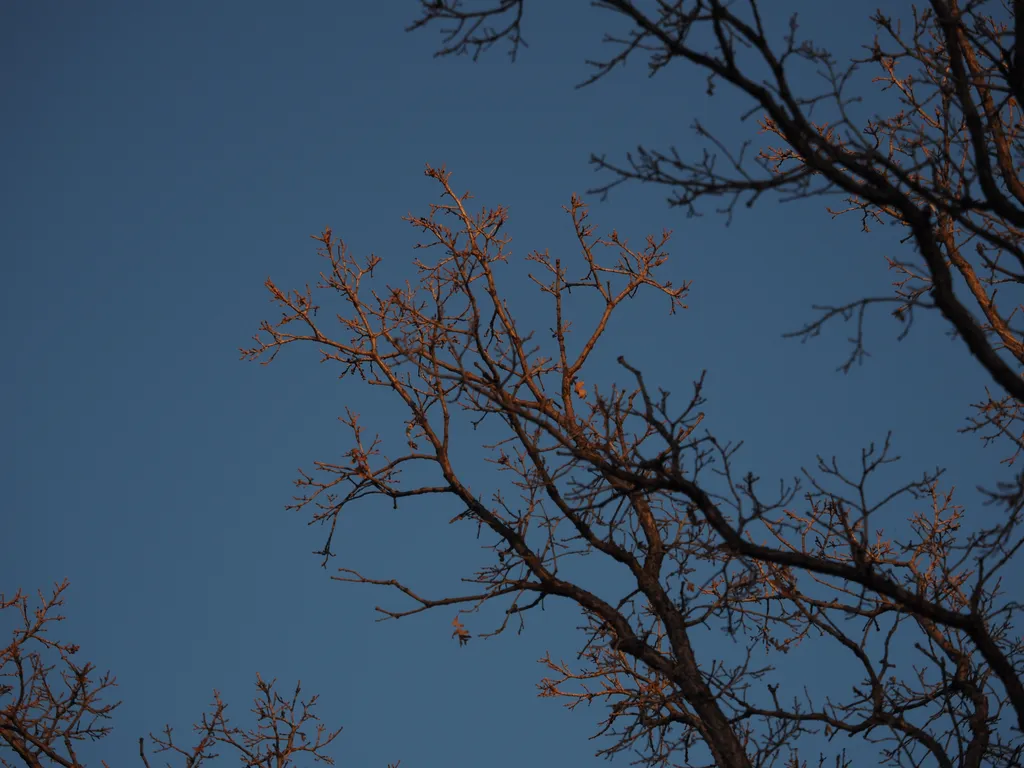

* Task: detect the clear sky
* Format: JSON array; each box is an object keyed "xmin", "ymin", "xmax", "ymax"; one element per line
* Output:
[{"xmin": 2, "ymin": 2, "xmax": 1014, "ymax": 766}]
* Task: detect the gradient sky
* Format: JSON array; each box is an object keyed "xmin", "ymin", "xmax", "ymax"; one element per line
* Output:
[{"xmin": 3, "ymin": 2, "xmax": 1015, "ymax": 766}]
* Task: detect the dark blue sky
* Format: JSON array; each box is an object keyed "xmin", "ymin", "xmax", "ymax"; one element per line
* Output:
[{"xmin": 2, "ymin": 2, "xmax": 1011, "ymax": 766}]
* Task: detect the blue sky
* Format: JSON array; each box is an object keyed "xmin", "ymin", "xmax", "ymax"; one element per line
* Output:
[{"xmin": 2, "ymin": 2, "xmax": 1014, "ymax": 766}]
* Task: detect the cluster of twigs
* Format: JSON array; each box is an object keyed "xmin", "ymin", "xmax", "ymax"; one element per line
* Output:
[{"xmin": 0, "ymin": 582, "xmax": 347, "ymax": 767}]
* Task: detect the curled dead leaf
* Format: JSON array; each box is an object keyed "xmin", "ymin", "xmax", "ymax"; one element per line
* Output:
[{"xmin": 452, "ymin": 616, "xmax": 471, "ymax": 646}]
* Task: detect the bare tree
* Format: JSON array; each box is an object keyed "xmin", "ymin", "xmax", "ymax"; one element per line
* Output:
[
  {"xmin": 0, "ymin": 581, "xmax": 359, "ymax": 768},
  {"xmin": 1, "ymin": 582, "xmax": 118, "ymax": 768},
  {"xmin": 410, "ymin": 0, "xmax": 1024, "ymax": 465},
  {"xmin": 400, "ymin": 2, "xmax": 1024, "ymax": 764},
  {"xmin": 137, "ymin": 674, "xmax": 342, "ymax": 768},
  {"xmin": 243, "ymin": 152, "xmax": 1022, "ymax": 768}
]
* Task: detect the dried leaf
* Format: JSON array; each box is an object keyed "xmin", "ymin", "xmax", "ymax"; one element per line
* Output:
[{"xmin": 452, "ymin": 616, "xmax": 471, "ymax": 646}]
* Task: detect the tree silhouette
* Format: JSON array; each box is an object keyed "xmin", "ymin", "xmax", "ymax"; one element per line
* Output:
[
  {"xmin": 0, "ymin": 581, "xmax": 368, "ymax": 768},
  {"xmin": 393, "ymin": 3, "xmax": 1024, "ymax": 763},
  {"xmin": 243, "ymin": 155, "xmax": 1022, "ymax": 765},
  {"xmin": 411, "ymin": 1, "xmax": 1024, "ymax": 410}
]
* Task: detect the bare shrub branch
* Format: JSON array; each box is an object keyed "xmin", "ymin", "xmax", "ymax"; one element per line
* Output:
[
  {"xmin": 0, "ymin": 583, "xmax": 369, "ymax": 768},
  {"xmin": 140, "ymin": 675, "xmax": 342, "ymax": 768},
  {"xmin": 0, "ymin": 580, "xmax": 119, "ymax": 768}
]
